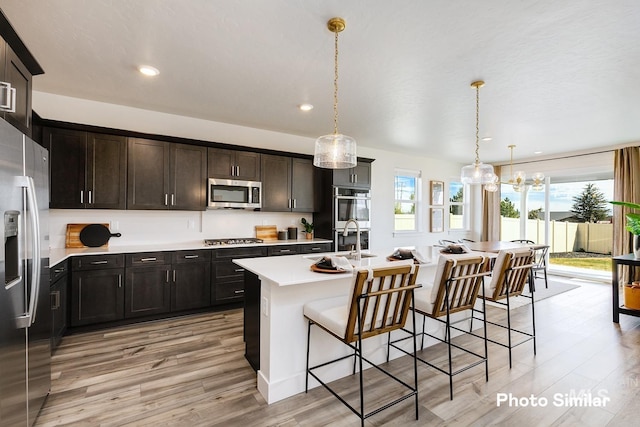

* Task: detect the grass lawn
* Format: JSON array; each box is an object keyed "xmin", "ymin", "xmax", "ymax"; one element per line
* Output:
[{"xmin": 549, "ymin": 257, "xmax": 612, "ymax": 272}]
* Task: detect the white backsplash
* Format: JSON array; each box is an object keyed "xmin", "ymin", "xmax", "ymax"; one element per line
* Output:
[{"xmin": 49, "ymin": 209, "xmax": 313, "ymax": 249}]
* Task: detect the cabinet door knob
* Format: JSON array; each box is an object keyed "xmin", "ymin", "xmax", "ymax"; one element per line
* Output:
[
  {"xmin": 80, "ymin": 190, "xmax": 84, "ymax": 204},
  {"xmin": 88, "ymin": 190, "xmax": 93, "ymax": 204}
]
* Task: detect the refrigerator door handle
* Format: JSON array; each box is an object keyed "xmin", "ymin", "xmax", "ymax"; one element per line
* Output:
[{"xmin": 15, "ymin": 175, "xmax": 41, "ymax": 329}]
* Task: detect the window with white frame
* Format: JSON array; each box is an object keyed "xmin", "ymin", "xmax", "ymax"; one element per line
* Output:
[
  {"xmin": 449, "ymin": 181, "xmax": 465, "ymax": 230},
  {"xmin": 394, "ymin": 170, "xmax": 421, "ymax": 232}
]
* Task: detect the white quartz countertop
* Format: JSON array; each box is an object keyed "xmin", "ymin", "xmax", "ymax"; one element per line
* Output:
[
  {"xmin": 233, "ymin": 246, "xmax": 440, "ymax": 287},
  {"xmin": 48, "ymin": 238, "xmax": 332, "ymax": 266}
]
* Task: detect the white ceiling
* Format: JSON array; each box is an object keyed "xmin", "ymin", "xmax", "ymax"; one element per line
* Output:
[{"xmin": 1, "ymin": 0, "xmax": 639, "ymax": 166}]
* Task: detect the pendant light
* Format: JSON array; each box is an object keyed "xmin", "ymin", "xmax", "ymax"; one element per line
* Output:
[
  {"xmin": 460, "ymin": 81, "xmax": 496, "ymax": 186},
  {"xmin": 508, "ymin": 145, "xmax": 526, "ymax": 192},
  {"xmin": 313, "ymin": 17, "xmax": 357, "ymax": 169},
  {"xmin": 506, "ymin": 144, "xmax": 545, "ymax": 192}
]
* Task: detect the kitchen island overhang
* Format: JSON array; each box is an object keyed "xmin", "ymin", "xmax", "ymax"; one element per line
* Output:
[{"xmin": 234, "ymin": 248, "xmax": 444, "ymax": 404}]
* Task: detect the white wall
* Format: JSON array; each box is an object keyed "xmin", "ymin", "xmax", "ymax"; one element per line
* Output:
[{"xmin": 36, "ymin": 92, "xmax": 465, "ymax": 250}]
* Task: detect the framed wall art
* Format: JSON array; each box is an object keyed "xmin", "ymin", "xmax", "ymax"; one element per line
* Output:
[
  {"xmin": 430, "ymin": 180, "xmax": 444, "ymax": 205},
  {"xmin": 430, "ymin": 208, "xmax": 444, "ymax": 232}
]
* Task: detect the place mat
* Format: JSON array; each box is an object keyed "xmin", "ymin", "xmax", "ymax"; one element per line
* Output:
[{"xmin": 310, "ymin": 264, "xmax": 348, "ymax": 274}]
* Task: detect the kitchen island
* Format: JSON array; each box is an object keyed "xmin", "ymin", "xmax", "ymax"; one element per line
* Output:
[{"xmin": 234, "ymin": 247, "xmax": 441, "ymax": 404}]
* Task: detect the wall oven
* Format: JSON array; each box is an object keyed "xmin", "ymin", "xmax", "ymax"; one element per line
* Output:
[
  {"xmin": 335, "ymin": 229, "xmax": 370, "ymax": 252},
  {"xmin": 334, "ymin": 187, "xmax": 371, "ymax": 229},
  {"xmin": 207, "ymin": 178, "xmax": 261, "ymax": 209}
]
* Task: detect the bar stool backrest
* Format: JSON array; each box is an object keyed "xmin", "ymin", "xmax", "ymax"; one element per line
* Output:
[
  {"xmin": 344, "ymin": 265, "xmax": 419, "ymax": 343},
  {"xmin": 430, "ymin": 255, "xmax": 489, "ymax": 317},
  {"xmin": 488, "ymin": 249, "xmax": 535, "ymax": 300}
]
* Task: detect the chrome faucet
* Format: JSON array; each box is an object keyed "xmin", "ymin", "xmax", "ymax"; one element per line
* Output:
[{"xmin": 343, "ymin": 218, "xmax": 361, "ymax": 261}]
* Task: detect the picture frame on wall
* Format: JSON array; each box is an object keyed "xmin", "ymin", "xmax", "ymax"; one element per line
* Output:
[
  {"xmin": 430, "ymin": 208, "xmax": 444, "ymax": 232},
  {"xmin": 430, "ymin": 180, "xmax": 444, "ymax": 205}
]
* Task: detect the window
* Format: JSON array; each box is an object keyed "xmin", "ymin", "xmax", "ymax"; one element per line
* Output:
[
  {"xmin": 394, "ymin": 170, "xmax": 421, "ymax": 232},
  {"xmin": 449, "ymin": 182, "xmax": 464, "ymax": 230}
]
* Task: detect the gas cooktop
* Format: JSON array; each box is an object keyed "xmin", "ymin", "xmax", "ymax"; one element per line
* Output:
[{"xmin": 204, "ymin": 238, "xmax": 264, "ymax": 246}]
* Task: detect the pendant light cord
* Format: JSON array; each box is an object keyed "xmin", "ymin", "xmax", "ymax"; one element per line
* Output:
[
  {"xmin": 333, "ymin": 30, "xmax": 340, "ymax": 135},
  {"xmin": 475, "ymin": 83, "xmax": 480, "ymax": 165}
]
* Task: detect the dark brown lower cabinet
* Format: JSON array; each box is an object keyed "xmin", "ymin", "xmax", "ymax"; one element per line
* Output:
[
  {"xmin": 211, "ymin": 246, "xmax": 267, "ymax": 305},
  {"xmin": 66, "ymin": 243, "xmax": 326, "ymax": 329},
  {"xmin": 71, "ymin": 254, "xmax": 125, "ymax": 327},
  {"xmin": 71, "ymin": 268, "xmax": 125, "ymax": 327},
  {"xmin": 50, "ymin": 260, "xmax": 68, "ymax": 352},
  {"xmin": 244, "ymin": 270, "xmax": 261, "ymax": 370},
  {"xmin": 125, "ymin": 265, "xmax": 171, "ymax": 318},
  {"xmin": 172, "ymin": 250, "xmax": 211, "ymax": 311}
]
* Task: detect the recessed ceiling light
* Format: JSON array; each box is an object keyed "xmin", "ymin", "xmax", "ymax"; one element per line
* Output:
[
  {"xmin": 138, "ymin": 65, "xmax": 160, "ymax": 77},
  {"xmin": 299, "ymin": 103, "xmax": 314, "ymax": 111},
  {"xmin": 534, "ymin": 150, "xmax": 543, "ymax": 155},
  {"xmin": 481, "ymin": 137, "xmax": 492, "ymax": 142}
]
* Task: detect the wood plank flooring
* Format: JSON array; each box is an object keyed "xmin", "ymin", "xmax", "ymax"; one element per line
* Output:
[{"xmin": 35, "ymin": 276, "xmax": 640, "ymax": 426}]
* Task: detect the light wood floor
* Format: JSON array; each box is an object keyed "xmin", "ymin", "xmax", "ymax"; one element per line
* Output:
[{"xmin": 35, "ymin": 276, "xmax": 640, "ymax": 426}]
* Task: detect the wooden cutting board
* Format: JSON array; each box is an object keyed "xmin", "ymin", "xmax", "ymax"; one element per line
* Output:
[
  {"xmin": 66, "ymin": 223, "xmax": 110, "ymax": 248},
  {"xmin": 255, "ymin": 225, "xmax": 278, "ymax": 241}
]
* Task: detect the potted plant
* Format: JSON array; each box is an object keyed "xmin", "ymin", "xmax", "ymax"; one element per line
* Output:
[
  {"xmin": 301, "ymin": 217, "xmax": 314, "ymax": 239},
  {"xmin": 611, "ymin": 201, "xmax": 640, "ymax": 309},
  {"xmin": 610, "ymin": 201, "xmax": 640, "ymax": 259}
]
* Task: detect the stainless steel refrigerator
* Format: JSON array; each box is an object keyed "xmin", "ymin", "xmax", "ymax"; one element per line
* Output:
[{"xmin": 0, "ymin": 117, "xmax": 51, "ymax": 426}]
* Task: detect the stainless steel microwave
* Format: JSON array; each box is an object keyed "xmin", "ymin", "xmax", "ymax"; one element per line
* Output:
[{"xmin": 207, "ymin": 178, "xmax": 261, "ymax": 209}]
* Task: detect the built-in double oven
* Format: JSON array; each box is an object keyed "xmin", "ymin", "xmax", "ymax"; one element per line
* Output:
[{"xmin": 333, "ymin": 187, "xmax": 371, "ymax": 251}]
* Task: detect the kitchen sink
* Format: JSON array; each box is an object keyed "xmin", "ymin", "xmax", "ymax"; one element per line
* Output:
[{"xmin": 304, "ymin": 252, "xmax": 377, "ymax": 261}]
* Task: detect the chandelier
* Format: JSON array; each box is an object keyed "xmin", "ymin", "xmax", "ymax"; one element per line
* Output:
[
  {"xmin": 313, "ymin": 17, "xmax": 357, "ymax": 169},
  {"xmin": 460, "ymin": 80, "xmax": 496, "ymax": 188},
  {"xmin": 505, "ymin": 144, "xmax": 546, "ymax": 192}
]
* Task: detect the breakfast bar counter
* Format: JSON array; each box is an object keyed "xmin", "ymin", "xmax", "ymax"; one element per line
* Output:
[{"xmin": 234, "ymin": 247, "xmax": 439, "ymax": 404}]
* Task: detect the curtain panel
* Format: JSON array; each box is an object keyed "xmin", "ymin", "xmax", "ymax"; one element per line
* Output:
[{"xmin": 613, "ymin": 147, "xmax": 640, "ymax": 282}]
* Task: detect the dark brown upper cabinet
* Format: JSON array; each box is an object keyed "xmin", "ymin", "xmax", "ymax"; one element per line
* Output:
[
  {"xmin": 332, "ymin": 161, "xmax": 371, "ymax": 189},
  {"xmin": 127, "ymin": 138, "xmax": 206, "ymax": 210},
  {"xmin": 45, "ymin": 128, "xmax": 127, "ymax": 209},
  {"xmin": 0, "ymin": 11, "xmax": 43, "ymax": 137},
  {"xmin": 207, "ymin": 147, "xmax": 260, "ymax": 181},
  {"xmin": 261, "ymin": 154, "xmax": 315, "ymax": 212}
]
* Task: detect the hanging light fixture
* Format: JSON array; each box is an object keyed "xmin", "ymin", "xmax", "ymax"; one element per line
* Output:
[
  {"xmin": 505, "ymin": 144, "xmax": 545, "ymax": 192},
  {"xmin": 313, "ymin": 17, "xmax": 357, "ymax": 169},
  {"xmin": 460, "ymin": 80, "xmax": 496, "ymax": 187}
]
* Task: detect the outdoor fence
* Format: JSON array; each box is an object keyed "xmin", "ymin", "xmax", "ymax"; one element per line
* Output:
[
  {"xmin": 394, "ymin": 214, "xmax": 612, "ymax": 254},
  {"xmin": 499, "ymin": 217, "xmax": 612, "ymax": 254}
]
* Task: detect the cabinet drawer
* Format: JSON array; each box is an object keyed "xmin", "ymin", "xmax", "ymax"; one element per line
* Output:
[
  {"xmin": 172, "ymin": 250, "xmax": 211, "ymax": 264},
  {"xmin": 212, "ymin": 246, "xmax": 267, "ymax": 260},
  {"xmin": 50, "ymin": 260, "xmax": 69, "ymax": 282},
  {"xmin": 300, "ymin": 243, "xmax": 332, "ymax": 254},
  {"xmin": 213, "ymin": 280, "xmax": 245, "ymax": 303},
  {"xmin": 126, "ymin": 252, "xmax": 170, "ymax": 266},
  {"xmin": 213, "ymin": 261, "xmax": 247, "ymax": 281},
  {"xmin": 267, "ymin": 245, "xmax": 299, "ymax": 256},
  {"xmin": 71, "ymin": 254, "xmax": 124, "ymax": 271}
]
